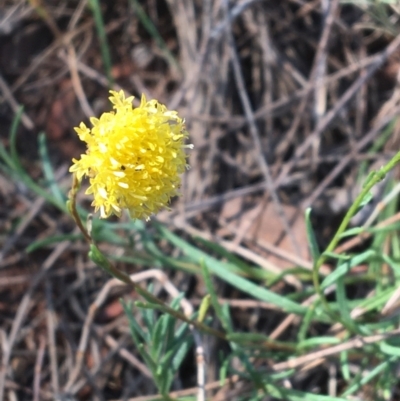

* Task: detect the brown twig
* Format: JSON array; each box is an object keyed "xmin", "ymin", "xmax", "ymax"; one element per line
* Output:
[
  {"xmin": 222, "ymin": 0, "xmax": 301, "ymax": 256},
  {"xmin": 272, "ymin": 328, "xmax": 400, "ymax": 371},
  {"xmin": 276, "ymin": 33, "xmax": 400, "ymax": 188}
]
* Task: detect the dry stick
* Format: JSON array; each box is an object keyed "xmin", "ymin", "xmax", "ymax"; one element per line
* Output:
[
  {"xmin": 34, "ymin": 1, "xmax": 95, "ymax": 118},
  {"xmin": 272, "ymin": 328, "xmax": 400, "ymax": 371},
  {"xmin": 337, "ymin": 211, "xmax": 400, "ymax": 255},
  {"xmin": 67, "ymin": 0, "xmax": 88, "ymax": 30},
  {"xmin": 216, "ymin": 209, "xmax": 315, "ymax": 270},
  {"xmin": 0, "ymin": 73, "xmax": 34, "ymax": 130},
  {"xmin": 170, "ymin": 152, "xmax": 386, "ymax": 217},
  {"xmin": 194, "ymin": 50, "xmax": 398, "ymax": 128},
  {"xmin": 0, "ymin": 165, "xmax": 68, "ymax": 262},
  {"xmin": 276, "ymin": 33, "xmax": 400, "ymax": 189},
  {"xmin": 174, "ymin": 216, "xmax": 304, "ymax": 289},
  {"xmin": 249, "ymin": 209, "xmax": 400, "ymax": 341},
  {"xmin": 195, "ymin": 331, "xmax": 206, "ymax": 401},
  {"xmin": 268, "ymin": 287, "xmax": 335, "ymax": 341},
  {"xmin": 33, "ymin": 336, "xmax": 46, "ymax": 401},
  {"xmin": 354, "ymin": 42, "xmax": 368, "ymax": 141},
  {"xmin": 0, "ymin": 237, "xmax": 73, "ymax": 401},
  {"xmin": 303, "ymin": 105, "xmax": 400, "ymax": 208},
  {"xmin": 221, "ymin": 239, "xmax": 301, "ymax": 288},
  {"xmin": 11, "ymin": 2, "xmax": 94, "ymax": 121},
  {"xmin": 45, "ymin": 280, "xmax": 60, "ymax": 395},
  {"xmin": 276, "ymin": 0, "xmax": 339, "ymax": 158},
  {"xmin": 10, "ymin": 21, "xmax": 92, "ymax": 95},
  {"xmin": 69, "ymin": 178, "xmax": 225, "ymax": 341},
  {"xmin": 57, "ymin": 52, "xmax": 124, "ymax": 93},
  {"xmin": 9, "ymin": 15, "xmax": 123, "ymax": 96},
  {"xmin": 209, "ymin": 0, "xmax": 263, "ymax": 41},
  {"xmin": 169, "ymin": 0, "xmax": 260, "ymax": 110},
  {"xmin": 0, "ymin": 196, "xmax": 46, "ymax": 262},
  {"xmin": 64, "ymin": 44, "xmax": 94, "ymax": 118},
  {"xmin": 304, "ymin": 72, "xmax": 400, "ymax": 208},
  {"xmin": 382, "ymin": 281, "xmax": 400, "ymax": 316},
  {"xmin": 222, "ymin": 0, "xmax": 300, "ymax": 256},
  {"xmin": 256, "ymin": 11, "xmax": 274, "ymax": 135},
  {"xmin": 251, "ymin": 235, "xmax": 313, "ymax": 269},
  {"xmin": 64, "ymin": 272, "xmax": 157, "ymax": 390},
  {"xmin": 101, "ymin": 333, "xmax": 150, "ymax": 375},
  {"xmin": 168, "ymin": 0, "xmax": 206, "ymax": 110},
  {"xmin": 65, "ymin": 269, "xmax": 199, "ymax": 393},
  {"xmin": 270, "ymin": 211, "xmax": 400, "ymax": 341},
  {"xmin": 166, "ymin": 2, "xmax": 212, "ymax": 204},
  {"xmin": 313, "ymin": 0, "xmax": 331, "ymax": 125},
  {"xmin": 68, "ymin": 328, "xmax": 152, "ymax": 396},
  {"xmin": 109, "ymin": 375, "xmax": 242, "ymax": 401},
  {"xmin": 69, "ymin": 333, "xmax": 150, "ymax": 397},
  {"xmin": 361, "ymin": 181, "xmax": 400, "ymax": 229},
  {"xmin": 72, "ymin": 311, "xmax": 206, "ymax": 400}
]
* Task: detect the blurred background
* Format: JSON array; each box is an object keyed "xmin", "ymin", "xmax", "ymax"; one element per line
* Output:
[{"xmin": 1, "ymin": 0, "xmax": 400, "ymax": 400}]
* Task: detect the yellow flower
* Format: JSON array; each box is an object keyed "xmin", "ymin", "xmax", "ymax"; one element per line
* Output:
[{"xmin": 70, "ymin": 90, "xmax": 191, "ymax": 219}]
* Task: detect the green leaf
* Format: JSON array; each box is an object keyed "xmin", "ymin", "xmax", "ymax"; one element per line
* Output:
[
  {"xmin": 362, "ymin": 170, "xmax": 376, "ymax": 189},
  {"xmin": 358, "ymin": 191, "xmax": 373, "ymax": 209},
  {"xmin": 171, "ymin": 334, "xmax": 192, "ymax": 373},
  {"xmin": 137, "ymin": 343, "xmax": 158, "ymax": 378},
  {"xmin": 198, "ymin": 294, "xmax": 211, "ymax": 323},
  {"xmin": 122, "ymin": 305, "xmax": 159, "ymax": 381},
  {"xmin": 195, "ymin": 236, "xmax": 274, "ymax": 281},
  {"xmin": 0, "ymin": 110, "xmax": 66, "ymax": 213},
  {"xmin": 151, "ymin": 315, "xmax": 167, "ymax": 361},
  {"xmin": 157, "ymin": 224, "xmax": 306, "ymax": 315},
  {"xmin": 297, "ymin": 301, "xmax": 317, "ymax": 343},
  {"xmin": 349, "ymin": 286, "xmax": 393, "ymax": 317},
  {"xmin": 380, "ymin": 341, "xmax": 400, "ymax": 357},
  {"xmin": 121, "ymin": 300, "xmax": 148, "ymax": 343},
  {"xmin": 141, "ymin": 290, "xmax": 156, "ymax": 330},
  {"xmin": 322, "ymin": 251, "xmax": 351, "ymax": 261},
  {"xmin": 88, "ymin": 244, "xmax": 114, "ymax": 274},
  {"xmin": 305, "ymin": 208, "xmax": 320, "ymax": 262},
  {"xmin": 296, "ymin": 336, "xmax": 340, "ymax": 350},
  {"xmin": 158, "ymin": 332, "xmax": 192, "ymax": 394},
  {"xmin": 152, "ymin": 293, "xmax": 184, "ymax": 360},
  {"xmin": 9, "ymin": 106, "xmax": 25, "ymax": 174},
  {"xmin": 264, "ymin": 385, "xmax": 352, "ymax": 401},
  {"xmin": 321, "ymin": 250, "xmax": 376, "ymax": 289},
  {"xmin": 38, "ymin": 132, "xmax": 65, "ymax": 204},
  {"xmin": 26, "ymin": 234, "xmax": 82, "ymax": 253},
  {"xmin": 337, "ymin": 226, "xmax": 365, "ymax": 239},
  {"xmin": 202, "ymin": 259, "xmax": 233, "ymax": 333},
  {"xmin": 0, "ymin": 109, "xmax": 23, "ymax": 170},
  {"xmin": 342, "ymin": 356, "xmax": 397, "ymax": 397},
  {"xmin": 336, "ymin": 275, "xmax": 359, "ymax": 333},
  {"xmin": 340, "ymin": 350, "xmax": 350, "ymax": 381}
]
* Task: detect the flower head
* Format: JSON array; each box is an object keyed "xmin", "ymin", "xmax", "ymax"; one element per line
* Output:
[{"xmin": 70, "ymin": 90, "xmax": 191, "ymax": 219}]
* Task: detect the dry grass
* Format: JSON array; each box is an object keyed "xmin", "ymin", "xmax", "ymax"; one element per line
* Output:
[{"xmin": 1, "ymin": 0, "xmax": 400, "ymax": 400}]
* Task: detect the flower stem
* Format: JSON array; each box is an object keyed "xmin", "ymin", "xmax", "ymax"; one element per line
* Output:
[
  {"xmin": 68, "ymin": 176, "xmax": 226, "ymax": 340},
  {"xmin": 68, "ymin": 174, "xmax": 92, "ymax": 243}
]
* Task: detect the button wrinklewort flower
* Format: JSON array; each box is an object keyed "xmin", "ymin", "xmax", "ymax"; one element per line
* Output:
[{"xmin": 70, "ymin": 90, "xmax": 191, "ymax": 219}]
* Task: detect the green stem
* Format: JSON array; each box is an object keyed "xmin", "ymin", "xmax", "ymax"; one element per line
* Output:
[
  {"xmin": 68, "ymin": 175, "xmax": 225, "ymax": 340},
  {"xmin": 97, "ymin": 247, "xmax": 227, "ymax": 340},
  {"xmin": 69, "ymin": 174, "xmax": 302, "ymax": 351},
  {"xmin": 312, "ymin": 150, "xmax": 400, "ymax": 322},
  {"xmin": 68, "ymin": 174, "xmax": 92, "ymax": 243}
]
